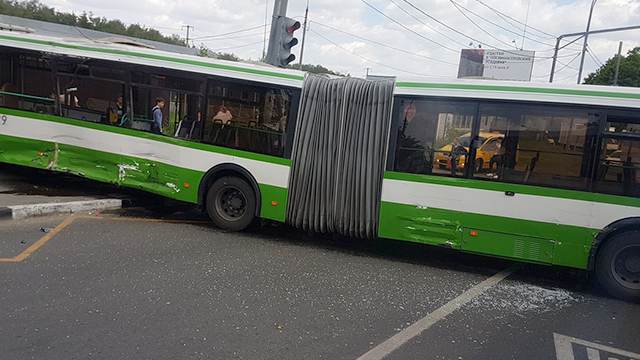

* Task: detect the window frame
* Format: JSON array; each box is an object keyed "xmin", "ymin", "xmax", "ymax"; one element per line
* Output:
[
  {"xmin": 202, "ymin": 75, "xmax": 300, "ymax": 158},
  {"xmin": 386, "ymin": 95, "xmax": 480, "ymax": 178},
  {"xmin": 387, "ymin": 95, "xmax": 620, "ymax": 194}
]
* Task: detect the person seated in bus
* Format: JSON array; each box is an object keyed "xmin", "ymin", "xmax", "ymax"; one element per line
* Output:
[
  {"xmin": 212, "ymin": 105, "xmax": 233, "ymax": 125},
  {"xmin": 58, "ymin": 88, "xmax": 80, "ymax": 108},
  {"xmin": 151, "ymin": 97, "xmax": 165, "ymax": 135}
]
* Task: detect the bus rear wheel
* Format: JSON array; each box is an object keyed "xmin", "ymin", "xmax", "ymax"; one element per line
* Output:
[
  {"xmin": 206, "ymin": 176, "xmax": 256, "ymax": 231},
  {"xmin": 595, "ymin": 231, "xmax": 640, "ymax": 302}
]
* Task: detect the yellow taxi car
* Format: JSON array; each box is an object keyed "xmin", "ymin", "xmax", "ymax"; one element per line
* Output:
[{"xmin": 434, "ymin": 132, "xmax": 504, "ymax": 172}]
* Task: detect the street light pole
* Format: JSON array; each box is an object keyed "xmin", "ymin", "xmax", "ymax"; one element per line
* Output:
[
  {"xmin": 613, "ymin": 41, "xmax": 623, "ymax": 86},
  {"xmin": 548, "ymin": 25, "xmax": 639, "ymax": 83},
  {"xmin": 298, "ymin": 0, "xmax": 310, "ymax": 66},
  {"xmin": 577, "ymin": 0, "xmax": 597, "ymax": 84}
]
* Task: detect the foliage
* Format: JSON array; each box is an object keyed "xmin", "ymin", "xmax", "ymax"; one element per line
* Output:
[
  {"xmin": 584, "ymin": 47, "xmax": 640, "ymax": 87},
  {"xmin": 197, "ymin": 44, "xmax": 240, "ymax": 62},
  {"xmin": 0, "ymin": 0, "xmax": 186, "ymax": 46},
  {"xmin": 289, "ymin": 63, "xmax": 346, "ymax": 76}
]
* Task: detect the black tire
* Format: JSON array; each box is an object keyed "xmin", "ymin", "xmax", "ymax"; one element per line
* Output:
[
  {"xmin": 595, "ymin": 231, "xmax": 640, "ymax": 302},
  {"xmin": 206, "ymin": 176, "xmax": 256, "ymax": 231}
]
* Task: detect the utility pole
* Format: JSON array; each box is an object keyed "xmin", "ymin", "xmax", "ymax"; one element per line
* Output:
[
  {"xmin": 548, "ymin": 25, "xmax": 640, "ymax": 83},
  {"xmin": 182, "ymin": 25, "xmax": 193, "ymax": 46},
  {"xmin": 262, "ymin": 0, "xmax": 269, "ymax": 60},
  {"xmin": 298, "ymin": 0, "xmax": 310, "ymax": 67},
  {"xmin": 613, "ymin": 41, "xmax": 623, "ymax": 86},
  {"xmin": 266, "ymin": 0, "xmax": 288, "ymax": 64},
  {"xmin": 577, "ymin": 0, "xmax": 597, "ymax": 84}
]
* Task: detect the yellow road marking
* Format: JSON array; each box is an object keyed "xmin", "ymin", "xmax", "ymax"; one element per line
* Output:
[
  {"xmin": 0, "ymin": 214, "xmax": 210, "ymax": 263},
  {"xmin": 0, "ymin": 215, "xmax": 76, "ymax": 263}
]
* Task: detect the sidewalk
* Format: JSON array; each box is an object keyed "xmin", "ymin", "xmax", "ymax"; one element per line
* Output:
[{"xmin": 0, "ymin": 164, "xmax": 127, "ymax": 219}]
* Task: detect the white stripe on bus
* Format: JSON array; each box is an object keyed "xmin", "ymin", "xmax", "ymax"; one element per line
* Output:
[
  {"xmin": 1, "ymin": 115, "xmax": 291, "ymax": 188},
  {"xmin": 381, "ymin": 178, "xmax": 640, "ymax": 230}
]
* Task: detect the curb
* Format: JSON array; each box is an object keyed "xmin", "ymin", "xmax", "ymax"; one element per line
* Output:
[{"xmin": 1, "ymin": 199, "xmax": 124, "ymax": 220}]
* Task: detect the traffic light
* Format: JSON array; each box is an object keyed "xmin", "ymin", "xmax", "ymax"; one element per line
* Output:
[{"xmin": 266, "ymin": 16, "xmax": 301, "ymax": 67}]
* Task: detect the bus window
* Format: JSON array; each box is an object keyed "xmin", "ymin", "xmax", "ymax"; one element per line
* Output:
[
  {"xmin": 393, "ymin": 98, "xmax": 476, "ymax": 177},
  {"xmin": 0, "ymin": 50, "xmax": 56, "ymax": 115},
  {"xmin": 56, "ymin": 59, "xmax": 127, "ymax": 125},
  {"xmin": 594, "ymin": 116, "xmax": 640, "ymax": 196},
  {"xmin": 202, "ymin": 79, "xmax": 293, "ymax": 157},
  {"xmin": 473, "ymin": 103, "xmax": 594, "ymax": 191}
]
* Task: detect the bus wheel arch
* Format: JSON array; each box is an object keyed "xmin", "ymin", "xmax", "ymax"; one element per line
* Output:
[
  {"xmin": 589, "ymin": 217, "xmax": 640, "ymax": 271},
  {"xmin": 198, "ymin": 163, "xmax": 262, "ymax": 220},
  {"xmin": 590, "ymin": 218, "xmax": 640, "ymax": 302}
]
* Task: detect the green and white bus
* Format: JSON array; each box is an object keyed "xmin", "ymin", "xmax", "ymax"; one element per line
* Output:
[{"xmin": 1, "ymin": 32, "xmax": 640, "ymax": 301}]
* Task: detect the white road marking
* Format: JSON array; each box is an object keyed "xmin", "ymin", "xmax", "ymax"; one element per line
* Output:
[
  {"xmin": 356, "ymin": 267, "xmax": 515, "ymax": 360},
  {"xmin": 554, "ymin": 333, "xmax": 640, "ymax": 360}
]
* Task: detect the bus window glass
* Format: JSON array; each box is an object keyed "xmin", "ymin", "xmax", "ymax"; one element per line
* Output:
[
  {"xmin": 393, "ymin": 98, "xmax": 476, "ymax": 177},
  {"xmin": 473, "ymin": 103, "xmax": 594, "ymax": 191},
  {"xmin": 594, "ymin": 115, "xmax": 640, "ymax": 197},
  {"xmin": 57, "ymin": 72, "xmax": 126, "ymax": 124},
  {"xmin": 130, "ymin": 71, "xmax": 203, "ymax": 136},
  {"xmin": 0, "ymin": 50, "xmax": 56, "ymax": 115},
  {"xmin": 202, "ymin": 79, "xmax": 292, "ymax": 157}
]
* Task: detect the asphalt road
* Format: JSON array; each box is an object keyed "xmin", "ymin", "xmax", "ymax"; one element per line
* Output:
[{"xmin": 1, "ymin": 211, "xmax": 639, "ymax": 360}]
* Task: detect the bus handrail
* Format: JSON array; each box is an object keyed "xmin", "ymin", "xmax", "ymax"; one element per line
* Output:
[{"xmin": 0, "ymin": 91, "xmax": 55, "ymax": 103}]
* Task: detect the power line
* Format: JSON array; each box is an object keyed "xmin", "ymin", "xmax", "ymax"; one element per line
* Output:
[
  {"xmin": 399, "ymin": 0, "xmax": 562, "ymax": 58},
  {"xmin": 448, "ymin": 0, "xmax": 558, "ymax": 48},
  {"xmin": 191, "ymin": 24, "xmax": 269, "ymax": 40},
  {"xmin": 308, "ymin": 28, "xmax": 436, "ymax": 77},
  {"xmin": 360, "ymin": 0, "xmax": 459, "ymax": 52},
  {"xmin": 587, "ymin": 44, "xmax": 605, "ymax": 67},
  {"xmin": 197, "ymin": 30, "xmax": 266, "ymax": 42},
  {"xmin": 310, "ymin": 21, "xmax": 458, "ymax": 66},
  {"xmin": 448, "ymin": 0, "xmax": 519, "ymax": 49},
  {"xmin": 533, "ymin": 51, "xmax": 581, "ymax": 78},
  {"xmin": 473, "ymin": 0, "xmax": 556, "ymax": 39},
  {"xmin": 388, "ymin": 0, "xmax": 470, "ymax": 48},
  {"xmin": 211, "ymin": 40, "xmax": 266, "ymax": 52}
]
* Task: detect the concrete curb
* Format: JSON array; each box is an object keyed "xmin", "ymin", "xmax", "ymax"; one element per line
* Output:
[{"xmin": 0, "ymin": 199, "xmax": 123, "ymax": 220}]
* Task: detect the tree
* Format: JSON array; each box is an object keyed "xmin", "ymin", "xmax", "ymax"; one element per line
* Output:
[
  {"xmin": 584, "ymin": 47, "xmax": 640, "ymax": 87},
  {"xmin": 289, "ymin": 63, "xmax": 346, "ymax": 76},
  {"xmin": 0, "ymin": 0, "xmax": 186, "ymax": 46}
]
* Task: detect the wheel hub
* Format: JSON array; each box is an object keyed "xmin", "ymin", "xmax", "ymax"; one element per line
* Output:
[
  {"xmin": 216, "ymin": 186, "xmax": 247, "ymax": 221},
  {"xmin": 625, "ymin": 255, "xmax": 640, "ymax": 273},
  {"xmin": 612, "ymin": 245, "xmax": 640, "ymax": 290}
]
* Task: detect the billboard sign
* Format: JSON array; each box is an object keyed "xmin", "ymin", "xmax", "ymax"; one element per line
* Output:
[{"xmin": 457, "ymin": 49, "xmax": 535, "ymax": 81}]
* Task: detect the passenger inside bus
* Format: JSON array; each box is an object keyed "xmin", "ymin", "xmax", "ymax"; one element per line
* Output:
[{"xmin": 106, "ymin": 95, "xmax": 127, "ymax": 127}]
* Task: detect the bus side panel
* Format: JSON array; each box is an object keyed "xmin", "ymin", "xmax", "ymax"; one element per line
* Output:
[
  {"xmin": 257, "ymin": 183, "xmax": 288, "ymax": 222},
  {"xmin": 0, "ymin": 133, "xmax": 56, "ymax": 170},
  {"xmin": 378, "ymin": 176, "xmax": 596, "ymax": 269}
]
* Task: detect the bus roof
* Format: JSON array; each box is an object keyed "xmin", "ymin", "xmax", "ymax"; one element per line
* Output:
[
  {"xmin": 0, "ymin": 30, "xmax": 306, "ymax": 88},
  {"xmin": 1, "ymin": 30, "xmax": 638, "ymax": 109}
]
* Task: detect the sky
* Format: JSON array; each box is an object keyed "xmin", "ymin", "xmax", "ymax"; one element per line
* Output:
[{"xmin": 41, "ymin": 0, "xmax": 640, "ymax": 84}]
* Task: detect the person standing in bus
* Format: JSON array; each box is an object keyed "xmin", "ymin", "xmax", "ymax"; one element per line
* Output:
[{"xmin": 151, "ymin": 97, "xmax": 165, "ymax": 134}]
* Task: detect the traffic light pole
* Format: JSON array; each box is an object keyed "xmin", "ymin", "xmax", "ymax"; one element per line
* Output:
[{"xmin": 266, "ymin": 0, "xmax": 288, "ymax": 65}]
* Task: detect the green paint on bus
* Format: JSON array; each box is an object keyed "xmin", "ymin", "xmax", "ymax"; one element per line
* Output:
[{"xmin": 378, "ymin": 201, "xmax": 594, "ymax": 269}]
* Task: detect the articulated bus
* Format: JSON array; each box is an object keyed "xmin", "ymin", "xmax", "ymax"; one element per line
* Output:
[{"xmin": 1, "ymin": 32, "xmax": 639, "ymax": 301}]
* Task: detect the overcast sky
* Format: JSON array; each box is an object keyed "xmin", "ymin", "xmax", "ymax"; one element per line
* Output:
[{"xmin": 42, "ymin": 0, "xmax": 639, "ymax": 83}]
